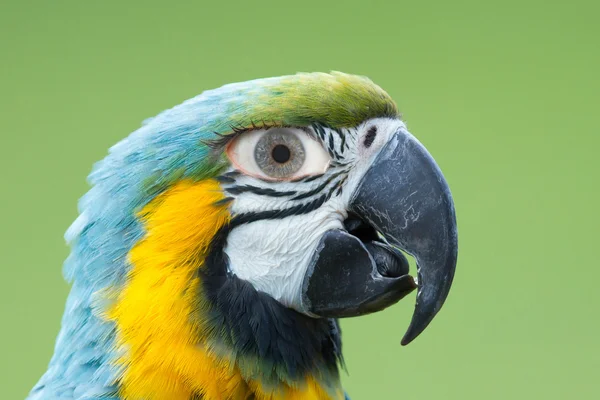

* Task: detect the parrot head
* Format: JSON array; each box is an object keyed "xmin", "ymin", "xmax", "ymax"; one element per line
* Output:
[{"xmin": 30, "ymin": 72, "xmax": 457, "ymax": 400}]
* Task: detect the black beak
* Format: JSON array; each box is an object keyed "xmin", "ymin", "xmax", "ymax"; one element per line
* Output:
[{"xmin": 302, "ymin": 129, "xmax": 458, "ymax": 345}]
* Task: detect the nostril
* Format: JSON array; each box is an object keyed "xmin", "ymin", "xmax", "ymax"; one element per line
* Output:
[{"xmin": 364, "ymin": 126, "xmax": 378, "ymax": 148}]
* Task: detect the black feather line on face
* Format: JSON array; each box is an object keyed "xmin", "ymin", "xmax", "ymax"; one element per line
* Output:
[
  {"xmin": 222, "ymin": 170, "xmax": 242, "ymax": 178},
  {"xmin": 331, "ymin": 148, "xmax": 343, "ymax": 161},
  {"xmin": 224, "ymin": 184, "xmax": 297, "ymax": 198},
  {"xmin": 337, "ymin": 128, "xmax": 348, "ymax": 153},
  {"xmin": 328, "ymin": 132, "xmax": 335, "ymax": 152},
  {"xmin": 326, "ymin": 146, "xmax": 335, "ymax": 159},
  {"xmin": 215, "ymin": 175, "xmax": 237, "ymax": 184},
  {"xmin": 230, "ymin": 191, "xmax": 331, "ymax": 227},
  {"xmin": 199, "ymin": 223, "xmax": 343, "ymax": 382},
  {"xmin": 312, "ymin": 123, "xmax": 327, "ymax": 141},
  {"xmin": 290, "ymin": 173, "xmax": 325, "ymax": 183},
  {"xmin": 291, "ymin": 171, "xmax": 344, "ymax": 201},
  {"xmin": 213, "ymin": 197, "xmax": 234, "ymax": 207},
  {"xmin": 310, "ymin": 123, "xmax": 348, "ymax": 161}
]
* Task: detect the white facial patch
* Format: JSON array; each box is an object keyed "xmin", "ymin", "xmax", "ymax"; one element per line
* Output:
[
  {"xmin": 222, "ymin": 118, "xmax": 407, "ymax": 311},
  {"xmin": 224, "ymin": 199, "xmax": 346, "ymax": 310}
]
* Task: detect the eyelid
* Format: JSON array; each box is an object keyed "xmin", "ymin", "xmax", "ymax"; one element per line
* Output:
[{"xmin": 225, "ymin": 131, "xmax": 265, "ymax": 179}]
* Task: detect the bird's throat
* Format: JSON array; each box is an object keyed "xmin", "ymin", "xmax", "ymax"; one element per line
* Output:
[{"xmin": 106, "ymin": 179, "xmax": 344, "ymax": 400}]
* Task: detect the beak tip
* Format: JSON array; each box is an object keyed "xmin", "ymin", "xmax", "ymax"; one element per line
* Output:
[
  {"xmin": 400, "ymin": 319, "xmax": 431, "ymax": 346},
  {"xmin": 400, "ymin": 321, "xmax": 428, "ymax": 346}
]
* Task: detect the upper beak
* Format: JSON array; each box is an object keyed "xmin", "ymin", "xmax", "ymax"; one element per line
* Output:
[
  {"xmin": 302, "ymin": 129, "xmax": 458, "ymax": 345},
  {"xmin": 351, "ymin": 129, "xmax": 458, "ymax": 345}
]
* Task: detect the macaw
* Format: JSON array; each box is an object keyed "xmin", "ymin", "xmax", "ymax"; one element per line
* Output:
[{"xmin": 28, "ymin": 72, "xmax": 457, "ymax": 400}]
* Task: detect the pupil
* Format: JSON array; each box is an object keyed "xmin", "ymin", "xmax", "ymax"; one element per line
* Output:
[{"xmin": 271, "ymin": 144, "xmax": 291, "ymax": 163}]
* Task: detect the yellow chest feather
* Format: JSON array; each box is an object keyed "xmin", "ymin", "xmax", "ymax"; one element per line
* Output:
[{"xmin": 105, "ymin": 179, "xmax": 342, "ymax": 400}]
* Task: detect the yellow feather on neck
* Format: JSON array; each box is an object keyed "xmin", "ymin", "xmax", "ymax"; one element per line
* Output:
[{"xmin": 105, "ymin": 179, "xmax": 342, "ymax": 400}]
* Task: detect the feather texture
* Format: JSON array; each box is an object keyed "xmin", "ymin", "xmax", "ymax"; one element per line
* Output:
[{"xmin": 29, "ymin": 72, "xmax": 396, "ymax": 399}]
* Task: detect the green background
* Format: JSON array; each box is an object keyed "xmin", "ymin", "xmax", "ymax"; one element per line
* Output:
[{"xmin": 2, "ymin": 0, "xmax": 598, "ymax": 398}]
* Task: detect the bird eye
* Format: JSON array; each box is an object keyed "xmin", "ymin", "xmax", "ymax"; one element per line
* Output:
[{"xmin": 226, "ymin": 127, "xmax": 331, "ymax": 180}]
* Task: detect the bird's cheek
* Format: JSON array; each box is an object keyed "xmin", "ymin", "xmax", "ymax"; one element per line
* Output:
[{"xmin": 223, "ymin": 214, "xmax": 344, "ymax": 310}]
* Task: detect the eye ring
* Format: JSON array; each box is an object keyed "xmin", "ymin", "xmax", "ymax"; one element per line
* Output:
[{"xmin": 226, "ymin": 127, "xmax": 331, "ymax": 181}]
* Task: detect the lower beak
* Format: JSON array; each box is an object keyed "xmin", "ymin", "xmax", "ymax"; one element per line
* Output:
[{"xmin": 302, "ymin": 129, "xmax": 458, "ymax": 345}]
